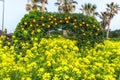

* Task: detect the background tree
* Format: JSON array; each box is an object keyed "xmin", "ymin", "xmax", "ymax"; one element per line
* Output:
[
  {"xmin": 99, "ymin": 12, "xmax": 109, "ymax": 29},
  {"xmin": 106, "ymin": 2, "xmax": 120, "ymax": 38},
  {"xmin": 55, "ymin": 0, "xmax": 78, "ymax": 13},
  {"xmin": 26, "ymin": 0, "xmax": 48, "ymax": 12},
  {"xmin": 55, "ymin": 0, "xmax": 77, "ymax": 36},
  {"xmin": 80, "ymin": 3, "xmax": 98, "ymax": 17},
  {"xmin": 99, "ymin": 2, "xmax": 120, "ymax": 38}
]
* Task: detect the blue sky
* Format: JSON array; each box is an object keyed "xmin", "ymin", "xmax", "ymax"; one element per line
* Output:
[{"xmin": 0, "ymin": 0, "xmax": 120, "ymax": 33}]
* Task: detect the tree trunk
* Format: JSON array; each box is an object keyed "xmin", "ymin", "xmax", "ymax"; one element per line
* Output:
[
  {"xmin": 41, "ymin": 1, "xmax": 45, "ymax": 12},
  {"xmin": 106, "ymin": 24, "xmax": 110, "ymax": 38},
  {"xmin": 63, "ymin": 30, "xmax": 68, "ymax": 36}
]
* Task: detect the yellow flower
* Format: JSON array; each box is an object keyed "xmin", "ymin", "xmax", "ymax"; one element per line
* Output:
[
  {"xmin": 3, "ymin": 78, "xmax": 11, "ymax": 80},
  {"xmin": 34, "ymin": 38, "xmax": 38, "ymax": 41},
  {"xmin": 26, "ymin": 77, "xmax": 31, "ymax": 80},
  {"xmin": 42, "ymin": 73, "xmax": 50, "ymax": 80},
  {"xmin": 70, "ymin": 77, "xmax": 75, "ymax": 80},
  {"xmin": 38, "ymin": 68, "xmax": 45, "ymax": 72},
  {"xmin": 53, "ymin": 76, "xmax": 59, "ymax": 80},
  {"xmin": 63, "ymin": 66, "xmax": 69, "ymax": 71},
  {"xmin": 47, "ymin": 61, "xmax": 51, "ymax": 66}
]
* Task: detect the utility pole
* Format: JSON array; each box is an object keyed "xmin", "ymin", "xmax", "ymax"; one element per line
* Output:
[{"xmin": 0, "ymin": 0, "xmax": 5, "ymax": 31}]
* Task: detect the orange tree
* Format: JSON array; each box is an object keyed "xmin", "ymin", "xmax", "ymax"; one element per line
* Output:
[{"xmin": 14, "ymin": 10, "xmax": 104, "ymax": 47}]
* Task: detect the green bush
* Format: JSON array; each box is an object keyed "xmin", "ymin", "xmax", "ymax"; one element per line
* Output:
[
  {"xmin": 110, "ymin": 29, "xmax": 120, "ymax": 38},
  {"xmin": 14, "ymin": 10, "xmax": 104, "ymax": 47}
]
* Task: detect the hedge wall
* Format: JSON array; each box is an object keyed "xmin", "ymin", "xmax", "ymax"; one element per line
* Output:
[{"xmin": 14, "ymin": 10, "xmax": 103, "ymax": 47}]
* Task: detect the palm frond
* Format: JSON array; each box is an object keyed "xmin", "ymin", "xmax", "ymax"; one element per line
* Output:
[{"xmin": 55, "ymin": 2, "xmax": 61, "ymax": 5}]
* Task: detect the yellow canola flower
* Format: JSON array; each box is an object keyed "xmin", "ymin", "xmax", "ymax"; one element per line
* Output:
[
  {"xmin": 26, "ymin": 77, "xmax": 31, "ymax": 80},
  {"xmin": 42, "ymin": 73, "xmax": 50, "ymax": 80},
  {"xmin": 53, "ymin": 76, "xmax": 59, "ymax": 80},
  {"xmin": 3, "ymin": 78, "xmax": 11, "ymax": 80},
  {"xmin": 38, "ymin": 68, "xmax": 45, "ymax": 72},
  {"xmin": 0, "ymin": 37, "xmax": 120, "ymax": 79}
]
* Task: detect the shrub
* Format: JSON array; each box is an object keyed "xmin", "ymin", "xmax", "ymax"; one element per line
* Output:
[
  {"xmin": 110, "ymin": 29, "xmax": 120, "ymax": 38},
  {"xmin": 14, "ymin": 10, "xmax": 104, "ymax": 47}
]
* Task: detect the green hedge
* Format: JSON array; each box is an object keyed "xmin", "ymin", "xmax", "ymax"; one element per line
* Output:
[
  {"xmin": 110, "ymin": 29, "xmax": 120, "ymax": 38},
  {"xmin": 14, "ymin": 10, "xmax": 104, "ymax": 47}
]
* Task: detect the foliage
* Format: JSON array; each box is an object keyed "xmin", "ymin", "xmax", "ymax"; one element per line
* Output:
[
  {"xmin": 0, "ymin": 35, "xmax": 120, "ymax": 80},
  {"xmin": 110, "ymin": 29, "xmax": 120, "ymax": 38},
  {"xmin": 80, "ymin": 3, "xmax": 98, "ymax": 17},
  {"xmin": 26, "ymin": 0, "xmax": 47, "ymax": 12},
  {"xmin": 55, "ymin": 0, "xmax": 78, "ymax": 13},
  {"xmin": 14, "ymin": 10, "xmax": 103, "ymax": 47},
  {"xmin": 99, "ymin": 2, "xmax": 120, "ymax": 38}
]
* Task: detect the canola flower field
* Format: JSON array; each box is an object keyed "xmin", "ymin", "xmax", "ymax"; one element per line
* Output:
[{"xmin": 0, "ymin": 35, "xmax": 120, "ymax": 80}]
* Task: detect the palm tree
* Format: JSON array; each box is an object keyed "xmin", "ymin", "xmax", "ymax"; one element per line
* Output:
[
  {"xmin": 99, "ymin": 2, "xmax": 120, "ymax": 38},
  {"xmin": 55, "ymin": 0, "xmax": 78, "ymax": 13},
  {"xmin": 99, "ymin": 12, "xmax": 109, "ymax": 38},
  {"xmin": 26, "ymin": 0, "xmax": 47, "ymax": 12},
  {"xmin": 99, "ymin": 12, "xmax": 109, "ymax": 29},
  {"xmin": 106, "ymin": 2, "xmax": 120, "ymax": 38},
  {"xmin": 55, "ymin": 0, "xmax": 77, "ymax": 36},
  {"xmin": 80, "ymin": 3, "xmax": 98, "ymax": 17}
]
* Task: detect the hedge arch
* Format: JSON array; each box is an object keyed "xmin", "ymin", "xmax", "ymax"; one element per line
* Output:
[{"xmin": 14, "ymin": 10, "xmax": 103, "ymax": 47}]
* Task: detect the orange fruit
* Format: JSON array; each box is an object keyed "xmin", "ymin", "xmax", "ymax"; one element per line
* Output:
[
  {"xmin": 48, "ymin": 25, "xmax": 51, "ymax": 28},
  {"xmin": 21, "ymin": 28, "xmax": 25, "ymax": 31},
  {"xmin": 24, "ymin": 22, "xmax": 27, "ymax": 25},
  {"xmin": 33, "ymin": 19, "xmax": 36, "ymax": 22},
  {"xmin": 42, "ymin": 23, "xmax": 45, "ymax": 26}
]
